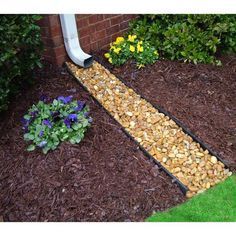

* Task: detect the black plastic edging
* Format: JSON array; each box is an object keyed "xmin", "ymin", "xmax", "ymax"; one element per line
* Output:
[{"xmin": 66, "ymin": 63, "xmax": 189, "ymax": 195}]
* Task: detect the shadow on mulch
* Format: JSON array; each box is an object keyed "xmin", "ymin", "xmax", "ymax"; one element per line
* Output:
[
  {"xmin": 0, "ymin": 62, "xmax": 185, "ymax": 222},
  {"xmin": 95, "ymin": 51, "xmax": 236, "ymax": 171}
]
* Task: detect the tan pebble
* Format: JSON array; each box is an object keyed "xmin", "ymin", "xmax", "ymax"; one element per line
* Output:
[
  {"xmin": 206, "ymin": 182, "xmax": 211, "ymax": 189},
  {"xmin": 176, "ymin": 172, "xmax": 184, "ymax": 178},
  {"xmin": 210, "ymin": 156, "xmax": 218, "ymax": 164},
  {"xmin": 186, "ymin": 192, "xmax": 194, "ymax": 198},
  {"xmin": 174, "ymin": 167, "xmax": 181, "ymax": 173},
  {"xmin": 126, "ymin": 111, "xmax": 133, "ymax": 117},
  {"xmin": 130, "ymin": 121, "xmax": 136, "ymax": 128},
  {"xmin": 162, "ymin": 157, "xmax": 167, "ymax": 163},
  {"xmin": 189, "ymin": 186, "xmax": 198, "ymax": 192},
  {"xmin": 196, "ymin": 152, "xmax": 204, "ymax": 157},
  {"xmin": 168, "ymin": 153, "xmax": 175, "ymax": 158},
  {"xmin": 137, "ymin": 138, "xmax": 142, "ymax": 143}
]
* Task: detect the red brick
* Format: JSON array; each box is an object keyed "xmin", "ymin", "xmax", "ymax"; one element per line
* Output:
[
  {"xmin": 52, "ymin": 36, "xmax": 63, "ymax": 47},
  {"xmin": 106, "ymin": 25, "xmax": 120, "ymax": 35},
  {"xmin": 54, "ymin": 45, "xmax": 66, "ymax": 58},
  {"xmin": 88, "ymin": 15, "xmax": 104, "ymax": 24},
  {"xmin": 89, "ymin": 42, "xmax": 98, "ymax": 52},
  {"xmin": 48, "ymin": 15, "xmax": 60, "ymax": 27},
  {"xmin": 55, "ymin": 55, "xmax": 67, "ymax": 66},
  {"xmin": 80, "ymin": 35, "xmax": 91, "ymax": 47},
  {"xmin": 123, "ymin": 14, "xmax": 137, "ymax": 21},
  {"xmin": 119, "ymin": 20, "xmax": 130, "ymax": 31},
  {"xmin": 83, "ymin": 45, "xmax": 90, "ymax": 53},
  {"xmin": 97, "ymin": 36, "xmax": 111, "ymax": 48},
  {"xmin": 79, "ymin": 25, "xmax": 96, "ymax": 38},
  {"xmin": 110, "ymin": 15, "xmax": 123, "ymax": 26},
  {"xmin": 90, "ymin": 30, "xmax": 106, "ymax": 43},
  {"xmin": 76, "ymin": 14, "xmax": 91, "ymax": 20},
  {"xmin": 95, "ymin": 20, "xmax": 110, "ymax": 32},
  {"xmin": 50, "ymin": 25, "xmax": 62, "ymax": 37},
  {"xmin": 104, "ymin": 14, "xmax": 117, "ymax": 19},
  {"xmin": 77, "ymin": 17, "xmax": 89, "ymax": 29}
]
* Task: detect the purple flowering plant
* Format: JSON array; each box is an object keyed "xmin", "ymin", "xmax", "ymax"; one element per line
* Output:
[{"xmin": 22, "ymin": 95, "xmax": 92, "ymax": 154}]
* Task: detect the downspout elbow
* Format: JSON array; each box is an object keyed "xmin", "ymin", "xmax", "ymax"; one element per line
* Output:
[{"xmin": 60, "ymin": 14, "xmax": 93, "ymax": 68}]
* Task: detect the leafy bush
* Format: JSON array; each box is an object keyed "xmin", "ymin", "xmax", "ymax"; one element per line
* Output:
[
  {"xmin": 129, "ymin": 14, "xmax": 236, "ymax": 65},
  {"xmin": 104, "ymin": 35, "xmax": 159, "ymax": 68},
  {"xmin": 0, "ymin": 15, "xmax": 43, "ymax": 112},
  {"xmin": 22, "ymin": 95, "xmax": 92, "ymax": 154}
]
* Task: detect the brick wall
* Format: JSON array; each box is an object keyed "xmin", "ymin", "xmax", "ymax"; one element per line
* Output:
[{"xmin": 38, "ymin": 14, "xmax": 137, "ymax": 66}]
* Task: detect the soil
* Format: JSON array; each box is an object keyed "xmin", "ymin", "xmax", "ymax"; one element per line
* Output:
[
  {"xmin": 0, "ymin": 62, "xmax": 185, "ymax": 222},
  {"xmin": 95, "ymin": 51, "xmax": 236, "ymax": 171}
]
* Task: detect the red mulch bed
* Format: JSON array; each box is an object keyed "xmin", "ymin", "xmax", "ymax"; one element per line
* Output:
[
  {"xmin": 95, "ymin": 52, "xmax": 236, "ymax": 171},
  {"xmin": 0, "ymin": 63, "xmax": 185, "ymax": 222}
]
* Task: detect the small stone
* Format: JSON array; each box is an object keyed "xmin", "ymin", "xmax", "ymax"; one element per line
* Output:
[
  {"xmin": 210, "ymin": 156, "xmax": 218, "ymax": 164},
  {"xmin": 162, "ymin": 157, "xmax": 167, "ymax": 163},
  {"xmin": 168, "ymin": 153, "xmax": 175, "ymax": 158},
  {"xmin": 206, "ymin": 182, "xmax": 211, "ymax": 189},
  {"xmin": 186, "ymin": 192, "xmax": 193, "ymax": 198},
  {"xmin": 126, "ymin": 111, "xmax": 133, "ymax": 116},
  {"xmin": 130, "ymin": 121, "xmax": 136, "ymax": 128}
]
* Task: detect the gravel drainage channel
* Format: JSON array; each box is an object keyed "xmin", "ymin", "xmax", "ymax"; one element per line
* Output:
[{"xmin": 67, "ymin": 61, "xmax": 232, "ymax": 198}]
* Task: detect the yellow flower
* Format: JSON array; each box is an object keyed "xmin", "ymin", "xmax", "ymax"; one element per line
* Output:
[
  {"xmin": 114, "ymin": 36, "xmax": 124, "ymax": 45},
  {"xmin": 108, "ymin": 58, "xmax": 113, "ymax": 64},
  {"xmin": 113, "ymin": 47, "xmax": 121, "ymax": 54},
  {"xmin": 154, "ymin": 50, "xmax": 159, "ymax": 56},
  {"xmin": 104, "ymin": 53, "xmax": 110, "ymax": 58},
  {"xmin": 128, "ymin": 35, "xmax": 137, "ymax": 42},
  {"xmin": 110, "ymin": 45, "xmax": 116, "ymax": 50},
  {"xmin": 137, "ymin": 44, "xmax": 144, "ymax": 53},
  {"xmin": 137, "ymin": 40, "xmax": 143, "ymax": 45},
  {"xmin": 129, "ymin": 45, "xmax": 135, "ymax": 52}
]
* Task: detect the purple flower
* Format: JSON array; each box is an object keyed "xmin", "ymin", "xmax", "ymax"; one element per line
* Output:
[
  {"xmin": 39, "ymin": 94, "xmax": 48, "ymax": 102},
  {"xmin": 68, "ymin": 114, "xmax": 78, "ymax": 122},
  {"xmin": 39, "ymin": 130, "xmax": 44, "ymax": 137},
  {"xmin": 21, "ymin": 117, "xmax": 30, "ymax": 132},
  {"xmin": 57, "ymin": 95, "xmax": 73, "ymax": 104},
  {"xmin": 38, "ymin": 140, "xmax": 47, "ymax": 148},
  {"xmin": 74, "ymin": 101, "xmax": 86, "ymax": 112},
  {"xmin": 84, "ymin": 112, "xmax": 89, "ymax": 118},
  {"xmin": 88, "ymin": 117, "xmax": 93, "ymax": 123},
  {"xmin": 30, "ymin": 110, "xmax": 38, "ymax": 118},
  {"xmin": 42, "ymin": 119, "xmax": 52, "ymax": 128},
  {"xmin": 64, "ymin": 118, "xmax": 71, "ymax": 128}
]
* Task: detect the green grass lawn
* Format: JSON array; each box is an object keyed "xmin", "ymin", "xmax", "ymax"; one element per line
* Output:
[{"xmin": 146, "ymin": 175, "xmax": 236, "ymax": 222}]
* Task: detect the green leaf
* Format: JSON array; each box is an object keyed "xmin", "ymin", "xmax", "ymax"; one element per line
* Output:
[{"xmin": 27, "ymin": 144, "xmax": 35, "ymax": 151}]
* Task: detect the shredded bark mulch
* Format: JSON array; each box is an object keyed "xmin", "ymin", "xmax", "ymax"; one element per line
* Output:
[
  {"xmin": 0, "ymin": 63, "xmax": 185, "ymax": 222},
  {"xmin": 95, "ymin": 52, "xmax": 236, "ymax": 171}
]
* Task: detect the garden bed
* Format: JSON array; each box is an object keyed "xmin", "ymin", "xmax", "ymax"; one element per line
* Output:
[
  {"xmin": 95, "ymin": 52, "xmax": 236, "ymax": 171},
  {"xmin": 0, "ymin": 63, "xmax": 185, "ymax": 222}
]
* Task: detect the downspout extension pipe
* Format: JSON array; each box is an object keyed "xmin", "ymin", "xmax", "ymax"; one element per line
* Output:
[{"xmin": 60, "ymin": 14, "xmax": 93, "ymax": 68}]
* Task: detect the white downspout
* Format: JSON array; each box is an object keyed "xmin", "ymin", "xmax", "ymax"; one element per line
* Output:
[{"xmin": 59, "ymin": 14, "xmax": 93, "ymax": 68}]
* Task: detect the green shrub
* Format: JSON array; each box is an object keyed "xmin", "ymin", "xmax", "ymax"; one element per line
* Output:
[
  {"xmin": 129, "ymin": 14, "xmax": 236, "ymax": 65},
  {"xmin": 0, "ymin": 15, "xmax": 43, "ymax": 112},
  {"xmin": 104, "ymin": 35, "xmax": 159, "ymax": 68},
  {"xmin": 22, "ymin": 95, "xmax": 92, "ymax": 154}
]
